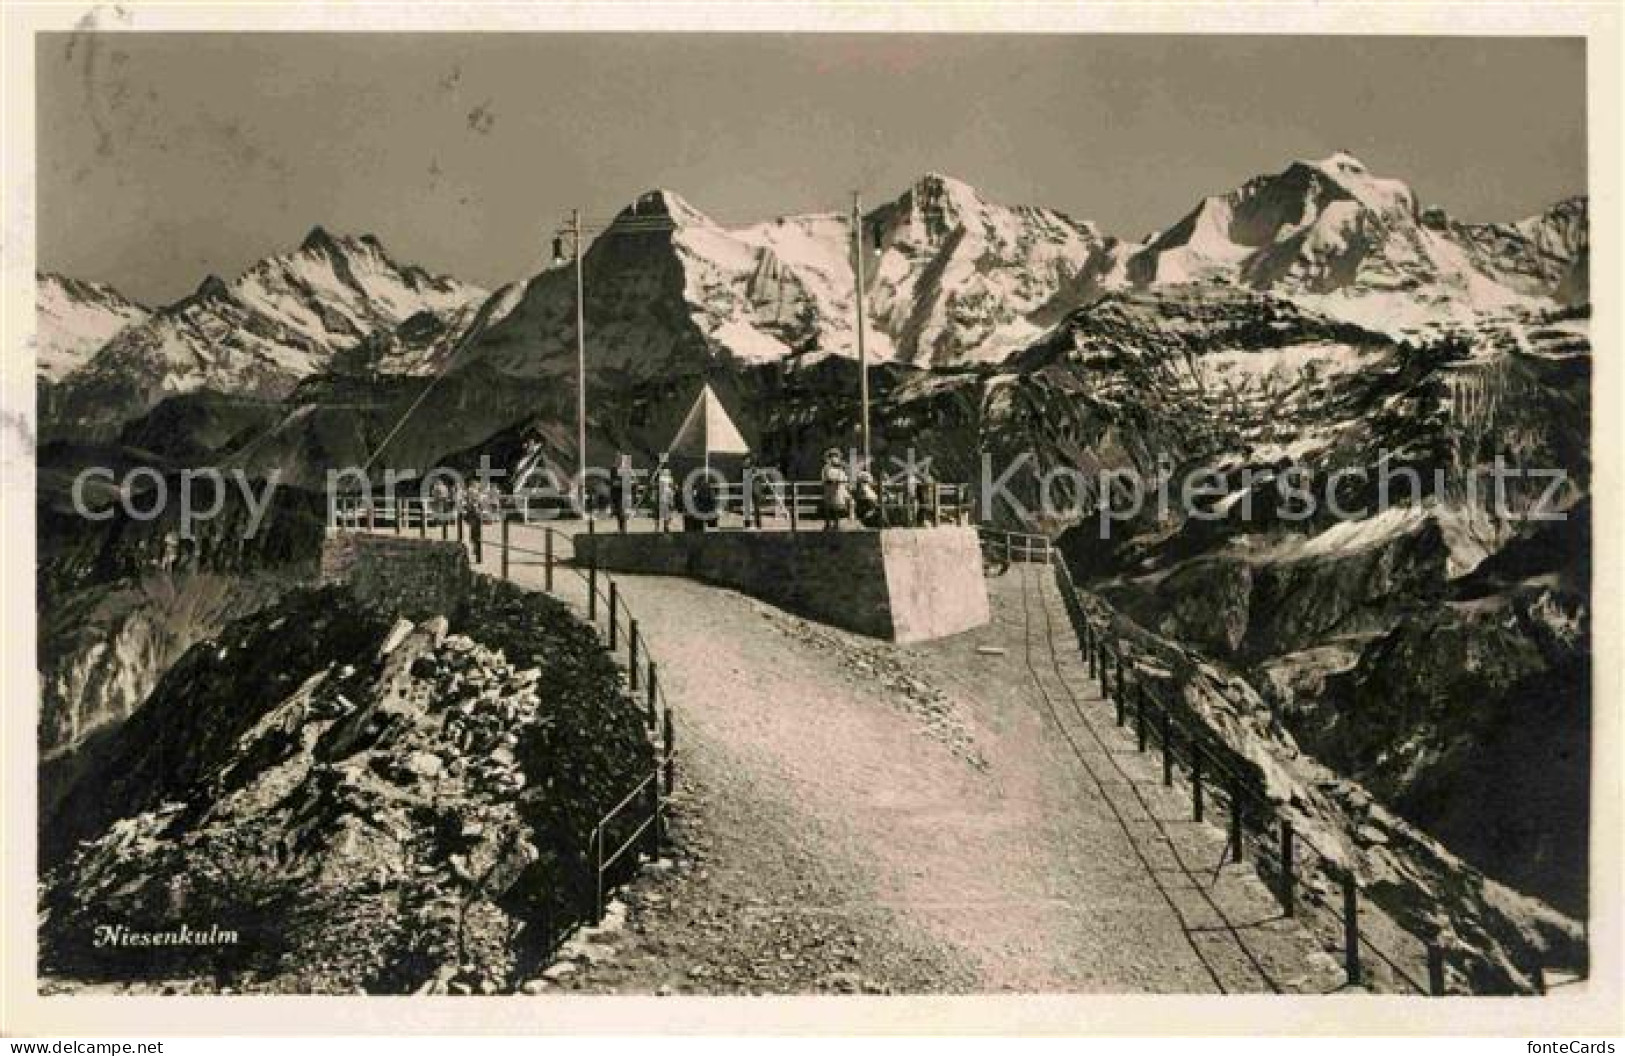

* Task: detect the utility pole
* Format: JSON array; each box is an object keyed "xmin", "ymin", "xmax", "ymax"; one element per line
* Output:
[
  {"xmin": 572, "ymin": 207, "xmax": 587, "ymax": 507},
  {"xmin": 851, "ymin": 191, "xmax": 872, "ymax": 469}
]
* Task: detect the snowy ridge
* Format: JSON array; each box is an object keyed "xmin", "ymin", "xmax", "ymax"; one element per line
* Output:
[
  {"xmin": 35, "ymin": 273, "xmax": 149, "ymax": 381},
  {"xmin": 45, "ymin": 229, "xmax": 485, "ymax": 436},
  {"xmin": 1121, "ymin": 153, "xmax": 1586, "ymax": 334}
]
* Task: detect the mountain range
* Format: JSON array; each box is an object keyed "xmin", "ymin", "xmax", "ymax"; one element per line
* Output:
[
  {"xmin": 35, "ymin": 150, "xmax": 1596, "ymax": 927},
  {"xmin": 38, "ymin": 152, "xmax": 1588, "ymax": 441}
]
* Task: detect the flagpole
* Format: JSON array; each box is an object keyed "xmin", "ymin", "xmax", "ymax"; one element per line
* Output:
[
  {"xmin": 572, "ymin": 207, "xmax": 587, "ymax": 508},
  {"xmin": 852, "ymin": 191, "xmax": 872, "ymax": 469}
]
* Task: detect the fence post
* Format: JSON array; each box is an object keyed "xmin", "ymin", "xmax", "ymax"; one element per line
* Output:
[
  {"xmin": 1280, "ymin": 820, "xmax": 1296, "ymax": 917},
  {"xmin": 1115, "ymin": 655, "xmax": 1124, "ymax": 703},
  {"xmin": 1427, "ymin": 943, "xmax": 1446, "ymax": 996},
  {"xmin": 588, "ymin": 554, "xmax": 599, "ymax": 623},
  {"xmin": 1343, "ymin": 875, "xmax": 1362, "ymax": 986},
  {"xmin": 418, "ymin": 501, "xmax": 427, "ymax": 539},
  {"xmin": 1115, "ymin": 678, "xmax": 1126, "ymax": 727},
  {"xmin": 1135, "ymin": 688, "xmax": 1147, "ymax": 752},
  {"xmin": 628, "ymin": 620, "xmax": 641, "ymax": 694},
  {"xmin": 646, "ymin": 660, "xmax": 658, "ymax": 729},
  {"xmin": 648, "ymin": 773, "xmax": 663, "ymax": 858},
  {"xmin": 1087, "ymin": 632, "xmax": 1098, "ymax": 680},
  {"xmin": 609, "ymin": 582, "xmax": 620, "ymax": 650},
  {"xmin": 662, "ymin": 707, "xmax": 675, "ymax": 794},
  {"xmin": 441, "ymin": 509, "xmax": 448, "ymax": 540},
  {"xmin": 1099, "ymin": 646, "xmax": 1111, "ymax": 696},
  {"xmin": 1192, "ymin": 750, "xmax": 1204, "ymax": 821},
  {"xmin": 1229, "ymin": 778, "xmax": 1244, "ymax": 862},
  {"xmin": 1161, "ymin": 708, "xmax": 1174, "ymax": 786},
  {"xmin": 455, "ymin": 509, "xmax": 463, "ymax": 544},
  {"xmin": 544, "ymin": 529, "xmax": 555, "ymax": 592},
  {"xmin": 789, "ymin": 487, "xmax": 799, "ymax": 533},
  {"xmin": 500, "ymin": 515, "xmax": 510, "ymax": 580},
  {"xmin": 593, "ymin": 824, "xmax": 605, "ymax": 919},
  {"xmin": 366, "ymin": 501, "xmax": 375, "ymax": 532},
  {"xmin": 393, "ymin": 500, "xmax": 401, "ymax": 535}
]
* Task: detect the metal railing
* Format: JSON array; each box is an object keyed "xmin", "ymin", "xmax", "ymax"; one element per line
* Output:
[
  {"xmin": 976, "ymin": 523, "xmax": 1053, "ymax": 564},
  {"xmin": 329, "ymin": 481, "xmax": 976, "ymax": 535},
  {"xmin": 978, "ymin": 525, "xmax": 1551, "ymax": 997}
]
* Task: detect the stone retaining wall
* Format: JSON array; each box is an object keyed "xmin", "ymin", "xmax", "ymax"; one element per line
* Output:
[
  {"xmin": 573, "ymin": 527, "xmax": 989, "ymax": 643},
  {"xmin": 320, "ymin": 534, "xmax": 471, "ymax": 619}
]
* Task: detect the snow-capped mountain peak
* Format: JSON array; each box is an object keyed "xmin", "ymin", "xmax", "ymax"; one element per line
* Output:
[
  {"xmin": 1123, "ymin": 153, "xmax": 1583, "ymax": 333},
  {"xmin": 35, "ymin": 273, "xmax": 150, "ymax": 381},
  {"xmin": 43, "ymin": 229, "xmax": 487, "ymax": 439}
]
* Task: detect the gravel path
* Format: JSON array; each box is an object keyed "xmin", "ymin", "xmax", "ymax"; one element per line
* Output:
[{"xmin": 475, "ymin": 528, "xmax": 1342, "ymax": 994}]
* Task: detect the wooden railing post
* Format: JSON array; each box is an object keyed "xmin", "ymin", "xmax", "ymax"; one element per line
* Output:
[
  {"xmin": 789, "ymin": 487, "xmax": 799, "ymax": 533},
  {"xmin": 1135, "ymin": 688, "xmax": 1147, "ymax": 752},
  {"xmin": 455, "ymin": 508, "xmax": 463, "ymax": 543},
  {"xmin": 1229, "ymin": 778, "xmax": 1244, "ymax": 862},
  {"xmin": 418, "ymin": 501, "xmax": 427, "ymax": 539},
  {"xmin": 646, "ymin": 660, "xmax": 658, "ymax": 728},
  {"xmin": 1343, "ymin": 874, "xmax": 1362, "ymax": 986},
  {"xmin": 628, "ymin": 621, "xmax": 641, "ymax": 694},
  {"xmin": 366, "ymin": 501, "xmax": 375, "ymax": 532},
  {"xmin": 609, "ymin": 582, "xmax": 620, "ymax": 650},
  {"xmin": 393, "ymin": 499, "xmax": 402, "ymax": 535},
  {"xmin": 1192, "ymin": 750, "xmax": 1205, "ymax": 821},
  {"xmin": 499, "ymin": 514, "xmax": 510, "ymax": 579},
  {"xmin": 1427, "ymin": 943, "xmax": 1446, "ymax": 996},
  {"xmin": 1280, "ymin": 820, "xmax": 1296, "ymax": 916},
  {"xmin": 649, "ymin": 772, "xmax": 663, "ymax": 857},
  {"xmin": 662, "ymin": 707, "xmax": 675, "ymax": 794},
  {"xmin": 588, "ymin": 554, "xmax": 598, "ymax": 623},
  {"xmin": 592, "ymin": 825, "xmax": 605, "ymax": 919},
  {"xmin": 544, "ymin": 529, "xmax": 555, "ymax": 592},
  {"xmin": 1087, "ymin": 633, "xmax": 1098, "ymax": 680},
  {"xmin": 1161, "ymin": 708, "xmax": 1174, "ymax": 786}
]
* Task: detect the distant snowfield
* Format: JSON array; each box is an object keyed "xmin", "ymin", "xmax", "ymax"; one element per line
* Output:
[{"xmin": 1195, "ymin": 341, "xmax": 1382, "ymax": 387}]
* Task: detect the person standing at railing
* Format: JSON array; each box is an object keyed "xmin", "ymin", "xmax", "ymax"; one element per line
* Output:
[
  {"xmin": 430, "ymin": 478, "xmax": 451, "ymax": 527},
  {"xmin": 854, "ymin": 466, "xmax": 880, "ymax": 528},
  {"xmin": 821, "ymin": 448, "xmax": 851, "ymax": 531},
  {"xmin": 609, "ymin": 455, "xmax": 631, "ymax": 534},
  {"xmin": 914, "ymin": 466, "xmax": 936, "ymax": 527},
  {"xmin": 742, "ymin": 455, "xmax": 762, "ymax": 529},
  {"xmin": 654, "ymin": 456, "xmax": 675, "ymax": 533},
  {"xmin": 462, "ymin": 483, "xmax": 484, "ymax": 564}
]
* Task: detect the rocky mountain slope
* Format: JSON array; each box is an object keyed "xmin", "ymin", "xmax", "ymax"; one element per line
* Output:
[
  {"xmin": 42, "ymin": 229, "xmax": 487, "ymax": 440},
  {"xmin": 41, "ymin": 576, "xmax": 653, "ymax": 994},
  {"xmin": 35, "ymin": 273, "xmax": 150, "ymax": 381}
]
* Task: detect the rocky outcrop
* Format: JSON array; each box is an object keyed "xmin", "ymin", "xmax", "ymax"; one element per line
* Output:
[{"xmin": 41, "ymin": 576, "xmax": 654, "ymax": 994}]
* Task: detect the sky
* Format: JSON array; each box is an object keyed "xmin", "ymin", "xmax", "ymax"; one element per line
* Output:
[{"xmin": 37, "ymin": 33, "xmax": 1587, "ymax": 306}]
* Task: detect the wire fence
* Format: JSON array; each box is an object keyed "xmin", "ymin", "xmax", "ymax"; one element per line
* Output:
[{"xmin": 978, "ymin": 524, "xmax": 1551, "ymax": 997}]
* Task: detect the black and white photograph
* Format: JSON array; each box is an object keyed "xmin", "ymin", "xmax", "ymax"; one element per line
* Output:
[{"xmin": 2, "ymin": 1, "xmax": 1620, "ymax": 1042}]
